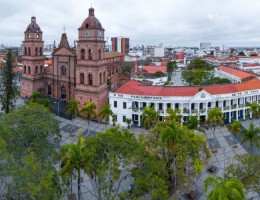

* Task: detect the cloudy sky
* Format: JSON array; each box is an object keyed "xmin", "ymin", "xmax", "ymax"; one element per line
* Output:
[{"xmin": 1, "ymin": 0, "xmax": 260, "ymax": 47}]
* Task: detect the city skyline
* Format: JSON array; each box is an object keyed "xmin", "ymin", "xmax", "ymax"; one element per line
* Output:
[{"xmin": 1, "ymin": 0, "xmax": 260, "ymax": 47}]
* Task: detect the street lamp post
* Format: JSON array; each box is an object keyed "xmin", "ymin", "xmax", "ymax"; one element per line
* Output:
[{"xmin": 54, "ymin": 99, "xmax": 66, "ymax": 117}]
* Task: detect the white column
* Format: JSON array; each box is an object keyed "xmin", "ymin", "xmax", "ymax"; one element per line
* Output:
[
  {"xmin": 229, "ymin": 112, "xmax": 232, "ymax": 123},
  {"xmin": 243, "ymin": 109, "xmax": 246, "ymax": 120}
]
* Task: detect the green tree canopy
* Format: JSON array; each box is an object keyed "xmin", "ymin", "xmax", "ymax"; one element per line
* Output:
[
  {"xmin": 71, "ymin": 126, "xmax": 169, "ymax": 200},
  {"xmin": 141, "ymin": 106, "xmax": 159, "ymax": 129},
  {"xmin": 187, "ymin": 58, "xmax": 213, "ymax": 71},
  {"xmin": 241, "ymin": 122, "xmax": 260, "ymax": 152},
  {"xmin": 98, "ymin": 104, "xmax": 113, "ymax": 124},
  {"xmin": 204, "ymin": 175, "xmax": 245, "ymax": 200},
  {"xmin": 141, "ymin": 121, "xmax": 211, "ymax": 193},
  {"xmin": 80, "ymin": 102, "xmax": 97, "ymax": 125},
  {"xmin": 0, "ymin": 103, "xmax": 60, "ymax": 161}
]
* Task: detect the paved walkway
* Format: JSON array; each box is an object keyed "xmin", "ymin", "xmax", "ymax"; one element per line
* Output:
[
  {"xmin": 56, "ymin": 115, "xmax": 259, "ymax": 200},
  {"xmin": 56, "ymin": 115, "xmax": 146, "ymax": 200}
]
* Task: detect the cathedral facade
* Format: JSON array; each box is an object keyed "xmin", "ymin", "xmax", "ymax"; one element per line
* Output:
[{"xmin": 20, "ymin": 8, "xmax": 124, "ymax": 111}]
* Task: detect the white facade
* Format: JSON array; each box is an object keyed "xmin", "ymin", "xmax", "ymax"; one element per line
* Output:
[{"xmin": 109, "ymin": 87, "xmax": 259, "ymax": 127}]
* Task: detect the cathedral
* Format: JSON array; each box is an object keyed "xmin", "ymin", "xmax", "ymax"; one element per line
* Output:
[{"xmin": 20, "ymin": 7, "xmax": 124, "ymax": 111}]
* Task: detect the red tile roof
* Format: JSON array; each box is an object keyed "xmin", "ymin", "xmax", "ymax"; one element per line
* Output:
[
  {"xmin": 218, "ymin": 66, "xmax": 254, "ymax": 79},
  {"xmin": 105, "ymin": 51, "xmax": 124, "ymax": 58},
  {"xmin": 143, "ymin": 66, "xmax": 167, "ymax": 74},
  {"xmin": 113, "ymin": 80, "xmax": 260, "ymax": 96}
]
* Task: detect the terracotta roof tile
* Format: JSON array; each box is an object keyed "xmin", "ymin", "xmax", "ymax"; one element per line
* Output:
[
  {"xmin": 143, "ymin": 66, "xmax": 167, "ymax": 74},
  {"xmin": 105, "ymin": 51, "xmax": 124, "ymax": 58},
  {"xmin": 218, "ymin": 66, "xmax": 254, "ymax": 79},
  {"xmin": 114, "ymin": 80, "xmax": 260, "ymax": 96}
]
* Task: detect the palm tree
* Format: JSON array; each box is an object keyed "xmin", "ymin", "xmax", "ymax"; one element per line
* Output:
[
  {"xmin": 227, "ymin": 120, "xmax": 242, "ymax": 144},
  {"xmin": 65, "ymin": 100, "xmax": 80, "ymax": 131},
  {"xmin": 247, "ymin": 102, "xmax": 259, "ymax": 121},
  {"xmin": 206, "ymin": 107, "xmax": 224, "ymax": 148},
  {"xmin": 98, "ymin": 104, "xmax": 113, "ymax": 124},
  {"xmin": 241, "ymin": 122, "xmax": 260, "ymax": 153},
  {"xmin": 141, "ymin": 106, "xmax": 159, "ymax": 129},
  {"xmin": 160, "ymin": 121, "xmax": 183, "ymax": 192},
  {"xmin": 80, "ymin": 102, "xmax": 97, "ymax": 125},
  {"xmin": 164, "ymin": 108, "xmax": 182, "ymax": 123},
  {"xmin": 60, "ymin": 134, "xmax": 86, "ymax": 200},
  {"xmin": 204, "ymin": 176, "xmax": 245, "ymax": 200}
]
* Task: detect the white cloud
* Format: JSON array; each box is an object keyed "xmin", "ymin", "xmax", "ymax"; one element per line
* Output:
[{"xmin": 1, "ymin": 0, "xmax": 260, "ymax": 47}]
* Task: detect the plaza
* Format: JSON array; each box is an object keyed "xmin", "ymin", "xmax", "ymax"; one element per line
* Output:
[{"xmin": 54, "ymin": 113, "xmax": 259, "ymax": 200}]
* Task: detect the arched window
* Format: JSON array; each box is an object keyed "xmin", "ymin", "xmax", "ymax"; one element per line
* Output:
[
  {"xmin": 86, "ymin": 24, "xmax": 89, "ymax": 29},
  {"xmin": 24, "ymin": 47, "xmax": 27, "ymax": 56},
  {"xmin": 88, "ymin": 49, "xmax": 93, "ymax": 60},
  {"xmin": 35, "ymin": 47, "xmax": 38, "ymax": 56},
  {"xmin": 36, "ymin": 34, "xmax": 39, "ymax": 38},
  {"xmin": 35, "ymin": 66, "xmax": 38, "ymax": 74},
  {"xmin": 80, "ymin": 73, "xmax": 84, "ymax": 84},
  {"xmin": 99, "ymin": 73, "xmax": 102, "ymax": 84},
  {"xmin": 40, "ymin": 66, "xmax": 43, "ymax": 74},
  {"xmin": 24, "ymin": 66, "xmax": 26, "ymax": 74},
  {"xmin": 80, "ymin": 49, "xmax": 85, "ymax": 60},
  {"xmin": 28, "ymin": 47, "xmax": 31, "ymax": 56},
  {"xmin": 103, "ymin": 72, "xmax": 105, "ymax": 83},
  {"xmin": 99, "ymin": 49, "xmax": 101, "ymax": 60},
  {"xmin": 39, "ymin": 47, "xmax": 42, "ymax": 56},
  {"xmin": 61, "ymin": 66, "xmax": 66, "ymax": 76},
  {"xmin": 28, "ymin": 66, "xmax": 31, "ymax": 74},
  {"xmin": 88, "ymin": 74, "xmax": 93, "ymax": 85},
  {"xmin": 61, "ymin": 86, "xmax": 66, "ymax": 99}
]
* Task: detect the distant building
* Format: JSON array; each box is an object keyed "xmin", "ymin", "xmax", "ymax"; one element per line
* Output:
[
  {"xmin": 147, "ymin": 46, "xmax": 164, "ymax": 57},
  {"xmin": 200, "ymin": 42, "xmax": 211, "ymax": 50},
  {"xmin": 111, "ymin": 37, "xmax": 129, "ymax": 54}
]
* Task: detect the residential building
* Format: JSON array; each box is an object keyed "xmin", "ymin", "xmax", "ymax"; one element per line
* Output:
[{"xmin": 111, "ymin": 37, "xmax": 129, "ymax": 55}]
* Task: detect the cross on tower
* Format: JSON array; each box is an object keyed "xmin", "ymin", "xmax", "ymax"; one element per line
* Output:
[{"xmin": 63, "ymin": 25, "xmax": 66, "ymax": 33}]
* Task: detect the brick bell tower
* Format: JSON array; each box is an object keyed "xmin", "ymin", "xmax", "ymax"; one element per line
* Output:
[
  {"xmin": 20, "ymin": 16, "xmax": 45, "ymax": 97},
  {"xmin": 75, "ymin": 7, "xmax": 108, "ymax": 111}
]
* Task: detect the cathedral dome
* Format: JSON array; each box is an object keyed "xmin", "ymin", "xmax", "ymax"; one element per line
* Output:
[
  {"xmin": 25, "ymin": 16, "xmax": 41, "ymax": 33},
  {"xmin": 79, "ymin": 8, "xmax": 104, "ymax": 30}
]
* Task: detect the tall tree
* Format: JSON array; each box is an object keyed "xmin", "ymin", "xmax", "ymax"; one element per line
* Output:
[
  {"xmin": 204, "ymin": 176, "xmax": 245, "ymax": 200},
  {"xmin": 241, "ymin": 122, "xmax": 260, "ymax": 153},
  {"xmin": 0, "ymin": 103, "xmax": 62, "ymax": 199},
  {"xmin": 141, "ymin": 106, "xmax": 159, "ymax": 129},
  {"xmin": 206, "ymin": 107, "xmax": 224, "ymax": 148},
  {"xmin": 166, "ymin": 61, "xmax": 177, "ymax": 80},
  {"xmin": 247, "ymin": 102, "xmax": 259, "ymax": 121},
  {"xmin": 60, "ymin": 134, "xmax": 86, "ymax": 200},
  {"xmin": 227, "ymin": 120, "xmax": 242, "ymax": 143},
  {"xmin": 1, "ymin": 49, "xmax": 17, "ymax": 113},
  {"xmin": 98, "ymin": 104, "xmax": 113, "ymax": 124},
  {"xmin": 143, "ymin": 121, "xmax": 211, "ymax": 194},
  {"xmin": 0, "ymin": 103, "xmax": 60, "ymax": 161},
  {"xmin": 164, "ymin": 107, "xmax": 182, "ymax": 123},
  {"xmin": 80, "ymin": 102, "xmax": 97, "ymax": 125},
  {"xmin": 65, "ymin": 100, "xmax": 80, "ymax": 129},
  {"xmin": 29, "ymin": 91, "xmax": 42, "ymax": 104},
  {"xmin": 83, "ymin": 126, "xmax": 168, "ymax": 200}
]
